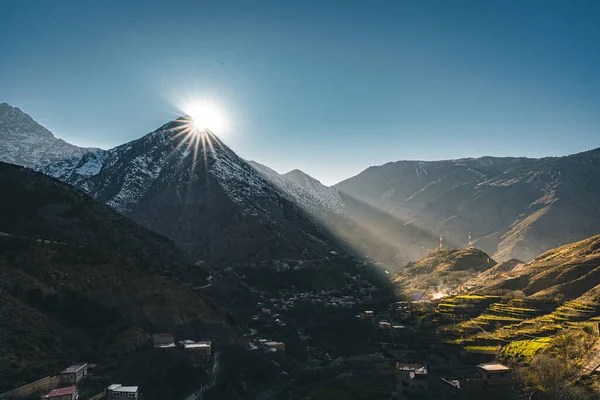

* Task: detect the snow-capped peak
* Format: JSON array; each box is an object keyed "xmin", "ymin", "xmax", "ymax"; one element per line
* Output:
[
  {"xmin": 0, "ymin": 103, "xmax": 97, "ymax": 171},
  {"xmin": 248, "ymin": 161, "xmax": 344, "ymax": 215}
]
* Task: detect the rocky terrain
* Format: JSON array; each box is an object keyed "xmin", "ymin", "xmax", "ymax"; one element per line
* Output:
[
  {"xmin": 0, "ymin": 103, "xmax": 101, "ymax": 172},
  {"xmin": 336, "ymin": 151, "xmax": 600, "ymax": 264}
]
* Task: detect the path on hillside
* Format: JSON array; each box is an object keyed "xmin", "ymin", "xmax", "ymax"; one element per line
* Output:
[
  {"xmin": 581, "ymin": 339, "xmax": 600, "ymax": 375},
  {"xmin": 183, "ymin": 352, "xmax": 221, "ymax": 400}
]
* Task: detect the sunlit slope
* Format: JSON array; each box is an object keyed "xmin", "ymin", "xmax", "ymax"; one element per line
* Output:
[
  {"xmin": 336, "ymin": 149, "xmax": 600, "ymax": 263},
  {"xmin": 429, "ymin": 235, "xmax": 600, "ymax": 364},
  {"xmin": 390, "ymin": 247, "xmax": 497, "ymax": 299},
  {"xmin": 476, "ymin": 234, "xmax": 600, "ymax": 298}
]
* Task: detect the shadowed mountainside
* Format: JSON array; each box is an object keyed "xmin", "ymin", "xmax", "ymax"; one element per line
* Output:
[{"xmin": 0, "ymin": 163, "xmax": 235, "ymax": 392}]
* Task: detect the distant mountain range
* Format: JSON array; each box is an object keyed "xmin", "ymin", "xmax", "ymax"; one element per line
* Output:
[
  {"xmin": 1, "ymin": 102, "xmax": 599, "ymax": 268},
  {"xmin": 335, "ymin": 152, "xmax": 600, "ymax": 263}
]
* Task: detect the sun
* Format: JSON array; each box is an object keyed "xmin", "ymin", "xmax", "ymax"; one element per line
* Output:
[{"xmin": 183, "ymin": 101, "xmax": 228, "ymax": 133}]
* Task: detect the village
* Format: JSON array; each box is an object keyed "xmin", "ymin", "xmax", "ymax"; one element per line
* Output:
[
  {"xmin": 0, "ymin": 257, "xmax": 523, "ymax": 400},
  {"xmin": 0, "ymin": 334, "xmax": 214, "ymax": 400},
  {"xmin": 0, "ymin": 289, "xmax": 522, "ymax": 400}
]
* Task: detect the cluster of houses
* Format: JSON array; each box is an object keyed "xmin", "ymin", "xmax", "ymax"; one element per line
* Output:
[
  {"xmin": 38, "ymin": 363, "xmax": 138, "ymax": 400},
  {"xmin": 395, "ymin": 361, "xmax": 514, "ymax": 400},
  {"xmin": 152, "ymin": 333, "xmax": 212, "ymax": 366}
]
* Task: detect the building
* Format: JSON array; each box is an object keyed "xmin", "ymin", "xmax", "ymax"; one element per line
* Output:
[
  {"xmin": 107, "ymin": 384, "xmax": 139, "ymax": 400},
  {"xmin": 42, "ymin": 386, "xmax": 77, "ymax": 400},
  {"xmin": 152, "ymin": 333, "xmax": 175, "ymax": 347},
  {"xmin": 60, "ymin": 363, "xmax": 88, "ymax": 386},
  {"xmin": 396, "ymin": 364, "xmax": 430, "ymax": 399},
  {"xmin": 359, "ymin": 310, "xmax": 374, "ymax": 319},
  {"xmin": 440, "ymin": 362, "xmax": 513, "ymax": 400},
  {"xmin": 379, "ymin": 321, "xmax": 392, "ymax": 329},
  {"xmin": 183, "ymin": 341, "xmax": 212, "ymax": 364},
  {"xmin": 265, "ymin": 341, "xmax": 285, "ymax": 352}
]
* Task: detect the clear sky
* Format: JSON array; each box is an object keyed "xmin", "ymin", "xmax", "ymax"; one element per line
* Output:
[{"xmin": 1, "ymin": 0, "xmax": 599, "ymax": 185}]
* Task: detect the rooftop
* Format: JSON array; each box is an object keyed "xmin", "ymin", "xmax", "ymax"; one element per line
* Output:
[
  {"xmin": 61, "ymin": 363, "xmax": 87, "ymax": 373},
  {"xmin": 478, "ymin": 362, "xmax": 511, "ymax": 372},
  {"xmin": 397, "ymin": 363, "xmax": 427, "ymax": 371},
  {"xmin": 184, "ymin": 341, "xmax": 211, "ymax": 349},
  {"xmin": 108, "ymin": 384, "xmax": 138, "ymax": 393},
  {"xmin": 441, "ymin": 378, "xmax": 461, "ymax": 389},
  {"xmin": 44, "ymin": 386, "xmax": 77, "ymax": 397}
]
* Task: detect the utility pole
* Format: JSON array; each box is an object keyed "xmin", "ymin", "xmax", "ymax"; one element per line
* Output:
[
  {"xmin": 468, "ymin": 232, "xmax": 473, "ymax": 248},
  {"xmin": 439, "ymin": 234, "xmax": 443, "ymax": 249}
]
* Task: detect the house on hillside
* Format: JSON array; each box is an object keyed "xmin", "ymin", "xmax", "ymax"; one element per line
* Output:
[
  {"xmin": 183, "ymin": 341, "xmax": 212, "ymax": 365},
  {"xmin": 378, "ymin": 321, "xmax": 392, "ymax": 329},
  {"xmin": 396, "ymin": 364, "xmax": 430, "ymax": 399},
  {"xmin": 107, "ymin": 384, "xmax": 139, "ymax": 400},
  {"xmin": 60, "ymin": 363, "xmax": 88, "ymax": 386},
  {"xmin": 42, "ymin": 386, "xmax": 78, "ymax": 400},
  {"xmin": 265, "ymin": 341, "xmax": 285, "ymax": 352},
  {"xmin": 440, "ymin": 362, "xmax": 513, "ymax": 399}
]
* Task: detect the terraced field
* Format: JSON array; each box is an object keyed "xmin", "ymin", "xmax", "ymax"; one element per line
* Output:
[{"xmin": 434, "ymin": 293, "xmax": 600, "ymax": 362}]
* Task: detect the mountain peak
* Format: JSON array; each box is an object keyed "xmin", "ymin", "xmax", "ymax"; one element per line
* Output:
[{"xmin": 0, "ymin": 103, "xmax": 91, "ymax": 170}]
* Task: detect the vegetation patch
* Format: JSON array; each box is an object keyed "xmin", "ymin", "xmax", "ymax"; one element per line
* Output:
[{"xmin": 501, "ymin": 337, "xmax": 552, "ymax": 361}]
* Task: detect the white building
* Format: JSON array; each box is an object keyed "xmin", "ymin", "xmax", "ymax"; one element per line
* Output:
[{"xmin": 107, "ymin": 384, "xmax": 139, "ymax": 399}]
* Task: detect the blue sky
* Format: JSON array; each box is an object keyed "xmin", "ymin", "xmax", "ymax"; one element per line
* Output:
[{"xmin": 1, "ymin": 0, "xmax": 599, "ymax": 185}]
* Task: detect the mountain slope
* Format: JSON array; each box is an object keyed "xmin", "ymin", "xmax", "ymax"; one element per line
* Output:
[
  {"xmin": 248, "ymin": 161, "xmax": 344, "ymax": 216},
  {"xmin": 0, "ymin": 162, "xmax": 234, "ymax": 392},
  {"xmin": 0, "ymin": 103, "xmax": 101, "ymax": 172},
  {"xmin": 390, "ymin": 247, "xmax": 497, "ymax": 299},
  {"xmin": 336, "ymin": 150, "xmax": 600, "ymax": 263},
  {"xmin": 476, "ymin": 234, "xmax": 600, "ymax": 299},
  {"xmin": 55, "ymin": 118, "xmax": 346, "ymax": 264},
  {"xmin": 250, "ymin": 163, "xmax": 441, "ymax": 268}
]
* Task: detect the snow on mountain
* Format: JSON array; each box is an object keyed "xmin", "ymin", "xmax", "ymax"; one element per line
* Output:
[
  {"xmin": 53, "ymin": 117, "xmax": 344, "ymax": 262},
  {"xmin": 0, "ymin": 103, "xmax": 100, "ymax": 172},
  {"xmin": 248, "ymin": 161, "xmax": 344, "ymax": 215}
]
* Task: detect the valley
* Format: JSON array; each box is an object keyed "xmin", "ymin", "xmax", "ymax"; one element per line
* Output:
[{"xmin": 1, "ymin": 103, "xmax": 600, "ymax": 399}]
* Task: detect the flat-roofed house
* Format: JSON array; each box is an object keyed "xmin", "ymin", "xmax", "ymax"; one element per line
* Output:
[
  {"xmin": 183, "ymin": 341, "xmax": 212, "ymax": 365},
  {"xmin": 396, "ymin": 364, "xmax": 430, "ymax": 399},
  {"xmin": 60, "ymin": 363, "xmax": 88, "ymax": 385},
  {"xmin": 107, "ymin": 384, "xmax": 139, "ymax": 399},
  {"xmin": 440, "ymin": 362, "xmax": 513, "ymax": 399},
  {"xmin": 42, "ymin": 386, "xmax": 77, "ymax": 400},
  {"xmin": 477, "ymin": 362, "xmax": 512, "ymax": 382}
]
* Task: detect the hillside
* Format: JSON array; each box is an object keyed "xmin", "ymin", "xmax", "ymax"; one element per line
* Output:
[
  {"xmin": 475, "ymin": 234, "xmax": 600, "ymax": 299},
  {"xmin": 248, "ymin": 161, "xmax": 344, "ymax": 216},
  {"xmin": 335, "ymin": 150, "xmax": 600, "ymax": 263},
  {"xmin": 0, "ymin": 163, "xmax": 234, "ymax": 392},
  {"xmin": 250, "ymin": 162, "xmax": 441, "ymax": 269},
  {"xmin": 391, "ymin": 247, "xmax": 497, "ymax": 299},
  {"xmin": 41, "ymin": 118, "xmax": 354, "ymax": 270},
  {"xmin": 0, "ymin": 103, "xmax": 101, "ymax": 172},
  {"xmin": 421, "ymin": 235, "xmax": 600, "ymax": 395}
]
